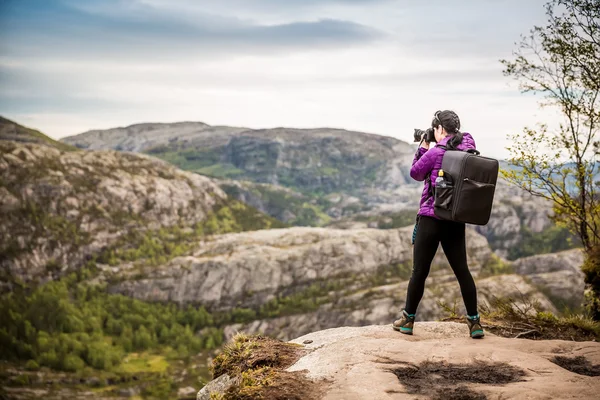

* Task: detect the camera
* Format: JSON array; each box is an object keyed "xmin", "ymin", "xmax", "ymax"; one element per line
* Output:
[{"xmin": 413, "ymin": 127, "xmax": 436, "ymax": 144}]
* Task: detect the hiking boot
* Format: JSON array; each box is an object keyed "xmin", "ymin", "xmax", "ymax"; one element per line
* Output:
[
  {"xmin": 392, "ymin": 310, "xmax": 415, "ymax": 335},
  {"xmin": 467, "ymin": 314, "xmax": 484, "ymax": 339}
]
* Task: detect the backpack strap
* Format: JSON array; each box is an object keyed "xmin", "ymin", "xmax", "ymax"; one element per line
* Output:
[{"xmin": 425, "ymin": 144, "xmax": 448, "ymax": 200}]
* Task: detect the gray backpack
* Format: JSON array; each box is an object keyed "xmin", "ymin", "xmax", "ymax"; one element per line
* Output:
[{"xmin": 433, "ymin": 147, "xmax": 499, "ymax": 225}]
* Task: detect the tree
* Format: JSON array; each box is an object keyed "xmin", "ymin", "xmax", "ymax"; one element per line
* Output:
[{"xmin": 501, "ymin": 0, "xmax": 600, "ymax": 318}]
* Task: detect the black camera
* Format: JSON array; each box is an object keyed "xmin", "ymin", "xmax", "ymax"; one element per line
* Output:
[{"xmin": 413, "ymin": 127, "xmax": 436, "ymax": 144}]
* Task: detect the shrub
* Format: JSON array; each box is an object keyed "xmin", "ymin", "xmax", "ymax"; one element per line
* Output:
[{"xmin": 24, "ymin": 359, "xmax": 39, "ymax": 371}]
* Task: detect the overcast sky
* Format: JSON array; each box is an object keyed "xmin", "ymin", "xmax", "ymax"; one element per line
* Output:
[{"xmin": 0, "ymin": 0, "xmax": 560, "ymax": 158}]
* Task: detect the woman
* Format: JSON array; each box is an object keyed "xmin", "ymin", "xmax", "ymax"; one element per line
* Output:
[{"xmin": 392, "ymin": 110, "xmax": 484, "ymax": 339}]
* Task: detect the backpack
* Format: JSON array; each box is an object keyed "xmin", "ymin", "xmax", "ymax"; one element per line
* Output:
[{"xmin": 433, "ymin": 147, "xmax": 499, "ymax": 225}]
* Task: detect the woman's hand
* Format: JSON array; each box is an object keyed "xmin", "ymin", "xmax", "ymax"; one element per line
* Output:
[{"xmin": 420, "ymin": 140, "xmax": 429, "ymax": 150}]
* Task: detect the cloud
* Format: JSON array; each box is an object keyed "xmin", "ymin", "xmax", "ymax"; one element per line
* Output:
[
  {"xmin": 0, "ymin": 0, "xmax": 558, "ymax": 159},
  {"xmin": 0, "ymin": 0, "xmax": 382, "ymax": 61}
]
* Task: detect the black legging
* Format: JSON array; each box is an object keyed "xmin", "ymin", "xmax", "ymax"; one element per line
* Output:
[{"xmin": 405, "ymin": 216, "xmax": 478, "ymax": 316}]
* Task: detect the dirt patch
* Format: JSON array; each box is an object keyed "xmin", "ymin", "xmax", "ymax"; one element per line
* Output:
[
  {"xmin": 226, "ymin": 368, "xmax": 324, "ymax": 400},
  {"xmin": 211, "ymin": 334, "xmax": 324, "ymax": 400},
  {"xmin": 550, "ymin": 356, "xmax": 600, "ymax": 377},
  {"xmin": 212, "ymin": 334, "xmax": 306, "ymax": 378},
  {"xmin": 384, "ymin": 360, "xmax": 527, "ymax": 400}
]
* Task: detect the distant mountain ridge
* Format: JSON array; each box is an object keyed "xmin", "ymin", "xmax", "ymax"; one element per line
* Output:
[
  {"xmin": 0, "ymin": 116, "xmax": 76, "ymax": 152},
  {"xmin": 62, "ymin": 121, "xmax": 416, "ymax": 192},
  {"xmin": 61, "ymin": 120, "xmax": 576, "ymax": 259}
]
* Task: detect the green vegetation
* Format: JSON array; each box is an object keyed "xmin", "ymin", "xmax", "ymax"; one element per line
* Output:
[
  {"xmin": 96, "ymin": 200, "xmax": 286, "ymax": 267},
  {"xmin": 582, "ymin": 246, "xmax": 600, "ymax": 320},
  {"xmin": 196, "ymin": 164, "xmax": 245, "ymax": 179},
  {"xmin": 370, "ymin": 262, "xmax": 413, "ymax": 286},
  {"xmin": 148, "ymin": 147, "xmax": 246, "ymax": 179},
  {"xmin": 210, "ymin": 334, "xmax": 316, "ymax": 400},
  {"xmin": 479, "ymin": 254, "xmax": 514, "ymax": 278},
  {"xmin": 500, "ymin": 0, "xmax": 600, "ymax": 318},
  {"xmin": 148, "ymin": 147, "xmax": 220, "ymax": 170},
  {"xmin": 294, "ymin": 203, "xmax": 331, "ymax": 226},
  {"xmin": 440, "ymin": 293, "xmax": 600, "ymax": 341},
  {"xmin": 0, "ymin": 116, "xmax": 77, "ymax": 152},
  {"xmin": 221, "ymin": 183, "xmax": 331, "ymax": 227},
  {"xmin": 376, "ymin": 210, "xmax": 417, "ymax": 229},
  {"xmin": 0, "ymin": 275, "xmax": 223, "ymax": 373},
  {"xmin": 256, "ymin": 280, "xmax": 345, "ymax": 319},
  {"xmin": 506, "ymin": 224, "xmax": 580, "ymax": 260}
]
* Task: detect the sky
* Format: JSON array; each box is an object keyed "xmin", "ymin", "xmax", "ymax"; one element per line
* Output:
[{"xmin": 0, "ymin": 0, "xmax": 562, "ymax": 158}]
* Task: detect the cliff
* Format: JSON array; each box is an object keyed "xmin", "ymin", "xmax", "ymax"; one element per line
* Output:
[{"xmin": 199, "ymin": 324, "xmax": 600, "ymax": 399}]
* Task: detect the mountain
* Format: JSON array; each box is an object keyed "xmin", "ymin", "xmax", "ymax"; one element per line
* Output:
[
  {"xmin": 63, "ymin": 123, "xmax": 416, "ymax": 197},
  {"xmin": 0, "ymin": 120, "xmax": 591, "ymax": 399},
  {"xmin": 0, "ymin": 116, "xmax": 76, "ymax": 152},
  {"xmin": 0, "ymin": 140, "xmax": 285, "ymax": 286},
  {"xmin": 0, "ymin": 138, "xmax": 286, "ymax": 399},
  {"xmin": 61, "ymin": 121, "xmax": 576, "ymax": 259}
]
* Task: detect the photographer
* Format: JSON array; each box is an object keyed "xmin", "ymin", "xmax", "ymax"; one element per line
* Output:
[{"xmin": 392, "ymin": 110, "xmax": 484, "ymax": 339}]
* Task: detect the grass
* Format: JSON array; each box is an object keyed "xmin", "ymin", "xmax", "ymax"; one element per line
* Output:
[
  {"xmin": 439, "ymin": 293, "xmax": 600, "ymax": 341},
  {"xmin": 0, "ymin": 116, "xmax": 77, "ymax": 152},
  {"xmin": 479, "ymin": 253, "xmax": 514, "ymax": 278},
  {"xmin": 208, "ymin": 333, "xmax": 321, "ymax": 400},
  {"xmin": 115, "ymin": 353, "xmax": 169, "ymax": 374},
  {"xmin": 197, "ymin": 163, "xmax": 245, "ymax": 178}
]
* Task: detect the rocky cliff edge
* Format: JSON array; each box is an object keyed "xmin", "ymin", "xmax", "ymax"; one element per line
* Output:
[{"xmin": 199, "ymin": 323, "xmax": 600, "ymax": 400}]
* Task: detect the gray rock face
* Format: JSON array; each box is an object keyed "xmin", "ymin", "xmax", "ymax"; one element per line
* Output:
[
  {"xmin": 61, "ymin": 122, "xmax": 247, "ymax": 153},
  {"xmin": 476, "ymin": 180, "xmax": 553, "ymax": 258},
  {"xmin": 513, "ymin": 249, "xmax": 586, "ymax": 308},
  {"xmin": 222, "ymin": 273, "xmax": 558, "ymax": 342},
  {"xmin": 196, "ymin": 374, "xmax": 236, "ymax": 400},
  {"xmin": 110, "ymin": 226, "xmax": 414, "ymax": 308},
  {"xmin": 109, "ymin": 226, "xmax": 494, "ymax": 311},
  {"xmin": 0, "ymin": 141, "xmax": 226, "ymax": 283}
]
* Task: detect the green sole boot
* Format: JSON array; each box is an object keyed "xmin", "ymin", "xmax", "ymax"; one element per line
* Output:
[
  {"xmin": 467, "ymin": 314, "xmax": 485, "ymax": 339},
  {"xmin": 393, "ymin": 310, "xmax": 415, "ymax": 335}
]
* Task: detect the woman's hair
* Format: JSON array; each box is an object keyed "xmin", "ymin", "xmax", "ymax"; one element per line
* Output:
[{"xmin": 432, "ymin": 110, "xmax": 463, "ymax": 150}]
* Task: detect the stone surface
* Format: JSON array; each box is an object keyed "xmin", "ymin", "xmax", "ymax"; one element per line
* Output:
[
  {"xmin": 222, "ymin": 273, "xmax": 557, "ymax": 342},
  {"xmin": 285, "ymin": 324, "xmax": 600, "ymax": 399},
  {"xmin": 109, "ymin": 226, "xmax": 493, "ymax": 309},
  {"xmin": 196, "ymin": 374, "xmax": 236, "ymax": 400},
  {"xmin": 177, "ymin": 386, "xmax": 197, "ymax": 398},
  {"xmin": 513, "ymin": 249, "xmax": 586, "ymax": 308},
  {"xmin": 0, "ymin": 141, "xmax": 226, "ymax": 283}
]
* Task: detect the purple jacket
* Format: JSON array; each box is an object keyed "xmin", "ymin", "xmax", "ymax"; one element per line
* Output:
[{"xmin": 410, "ymin": 132, "xmax": 476, "ymax": 218}]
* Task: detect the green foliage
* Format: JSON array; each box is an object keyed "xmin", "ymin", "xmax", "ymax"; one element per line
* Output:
[
  {"xmin": 221, "ymin": 183, "xmax": 332, "ymax": 227},
  {"xmin": 197, "ymin": 163, "xmax": 245, "ymax": 179},
  {"xmin": 294, "ymin": 203, "xmax": 331, "ymax": 226},
  {"xmin": 376, "ymin": 210, "xmax": 417, "ymax": 229},
  {"xmin": 582, "ymin": 246, "xmax": 600, "ymax": 320},
  {"xmin": 500, "ymin": 0, "xmax": 600, "ymax": 316},
  {"xmin": 507, "ymin": 224, "xmax": 580, "ymax": 260},
  {"xmin": 476, "ymin": 294, "xmax": 600, "ymax": 341},
  {"xmin": 479, "ymin": 254, "xmax": 514, "ymax": 277},
  {"xmin": 369, "ymin": 262, "xmax": 413, "ymax": 286},
  {"xmin": 96, "ymin": 200, "xmax": 285, "ymax": 266},
  {"xmin": 257, "ymin": 283, "xmax": 330, "ymax": 318},
  {"xmin": 0, "ymin": 116, "xmax": 77, "ymax": 152},
  {"xmin": 24, "ymin": 359, "xmax": 39, "ymax": 371},
  {"xmin": 0, "ymin": 277, "xmax": 222, "ymax": 373},
  {"xmin": 147, "ymin": 147, "xmax": 222, "ymax": 172},
  {"xmin": 142, "ymin": 376, "xmax": 177, "ymax": 400}
]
